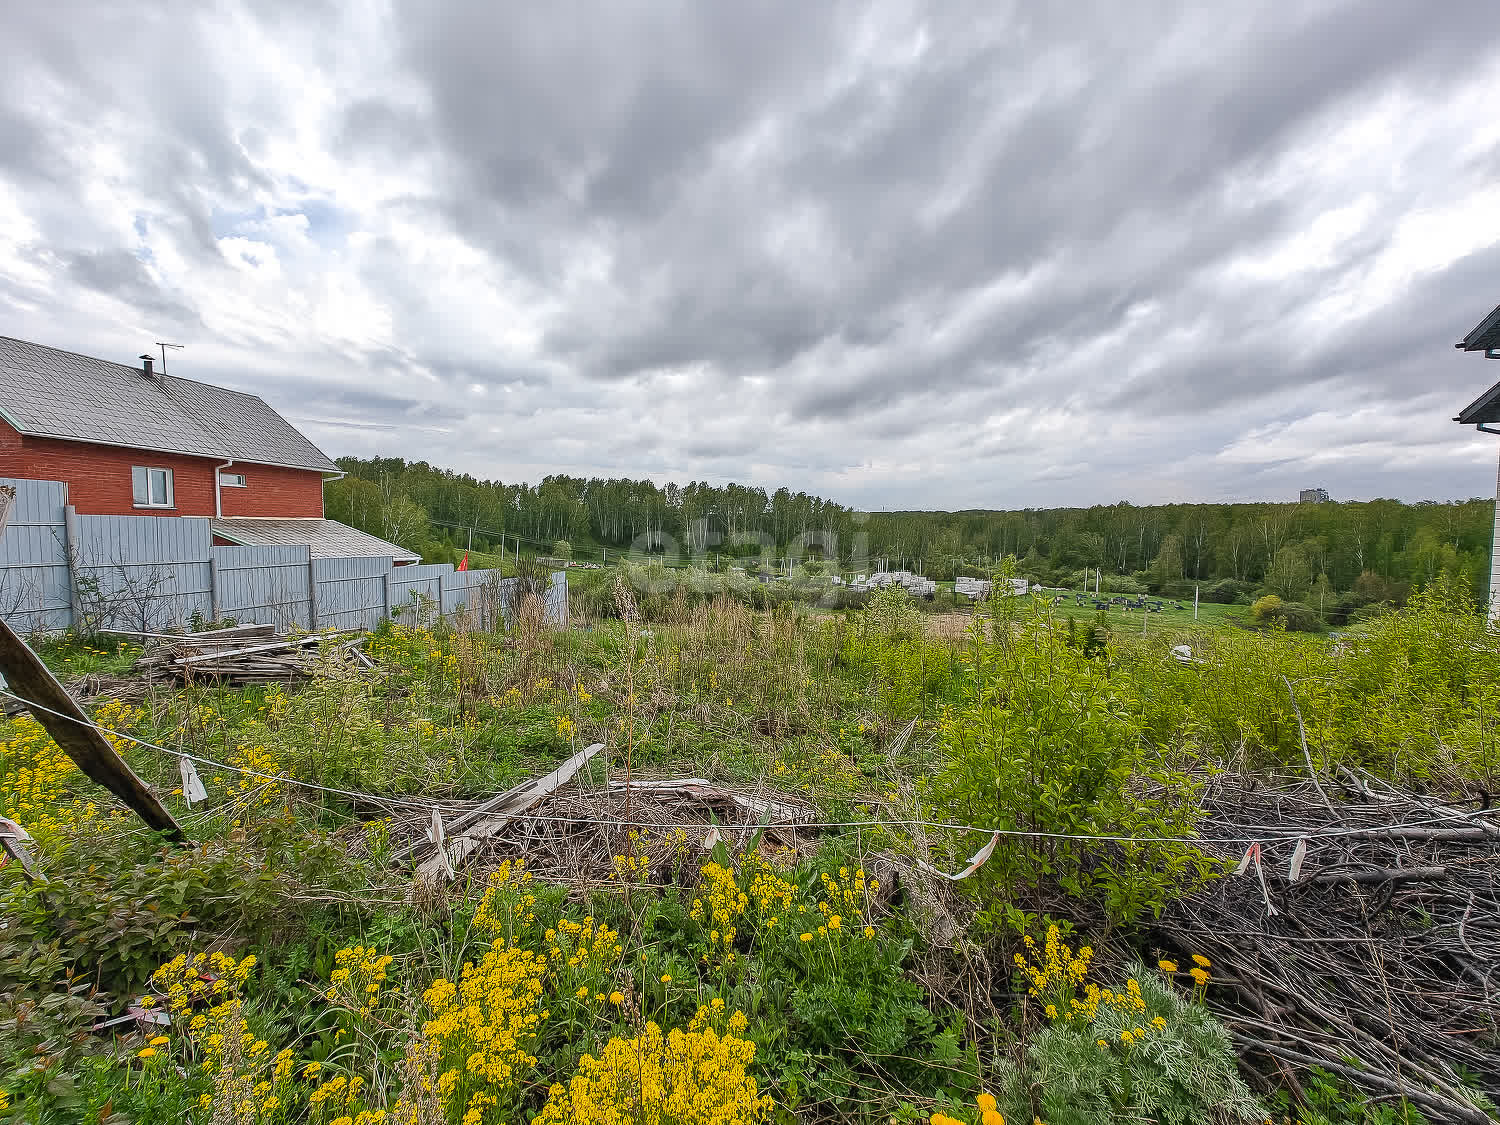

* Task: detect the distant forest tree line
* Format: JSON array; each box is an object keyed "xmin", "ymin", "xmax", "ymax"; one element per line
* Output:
[{"xmin": 325, "ymin": 457, "xmax": 1494, "ymax": 613}]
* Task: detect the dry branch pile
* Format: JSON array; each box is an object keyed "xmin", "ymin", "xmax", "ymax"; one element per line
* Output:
[
  {"xmin": 131, "ymin": 624, "xmax": 372, "ymax": 686},
  {"xmin": 392, "ymin": 751, "xmax": 816, "ymax": 888},
  {"xmin": 1158, "ymin": 772, "xmax": 1500, "ymax": 1122}
]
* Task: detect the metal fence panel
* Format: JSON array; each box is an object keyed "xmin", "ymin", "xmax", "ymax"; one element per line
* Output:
[
  {"xmin": 442, "ymin": 569, "xmax": 481, "ymax": 615},
  {"xmin": 213, "ymin": 545, "xmax": 313, "ymax": 631},
  {"xmin": 72, "ymin": 514, "xmax": 214, "ymax": 632},
  {"xmin": 312, "ymin": 555, "xmax": 390, "ymax": 632},
  {"xmin": 0, "ymin": 478, "xmax": 567, "ymax": 635},
  {"xmin": 388, "ymin": 563, "xmax": 448, "ymax": 623},
  {"xmin": 0, "ymin": 478, "xmax": 70, "ymax": 633},
  {"xmin": 547, "ymin": 571, "xmax": 569, "ymax": 626}
]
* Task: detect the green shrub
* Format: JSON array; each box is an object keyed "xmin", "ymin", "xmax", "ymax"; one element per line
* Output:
[
  {"xmin": 1277, "ymin": 600, "xmax": 1322, "ymax": 632},
  {"xmin": 841, "ymin": 587, "xmax": 957, "ymax": 720},
  {"xmin": 928, "ymin": 598, "xmax": 1214, "ymax": 927},
  {"xmin": 1250, "ymin": 593, "xmax": 1283, "ymax": 623},
  {"xmin": 1205, "ymin": 578, "xmax": 1253, "ymax": 604}
]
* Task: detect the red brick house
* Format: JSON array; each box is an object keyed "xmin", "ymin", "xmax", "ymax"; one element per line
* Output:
[{"xmin": 0, "ymin": 335, "xmax": 419, "ymax": 562}]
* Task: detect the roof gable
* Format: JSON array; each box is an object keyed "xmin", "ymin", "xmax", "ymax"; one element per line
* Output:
[{"xmin": 0, "ymin": 336, "xmax": 339, "ymax": 472}]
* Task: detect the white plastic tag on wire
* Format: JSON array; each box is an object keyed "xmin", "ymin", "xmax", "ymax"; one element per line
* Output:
[
  {"xmin": 912, "ymin": 830, "xmax": 1001, "ymax": 882},
  {"xmin": 1288, "ymin": 836, "xmax": 1309, "ymax": 883},
  {"xmin": 1235, "ymin": 841, "xmax": 1280, "ymax": 916},
  {"xmin": 179, "ymin": 756, "xmax": 208, "ymax": 806}
]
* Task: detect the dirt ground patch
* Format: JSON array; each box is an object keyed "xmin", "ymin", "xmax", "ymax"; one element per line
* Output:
[{"xmin": 923, "ymin": 612, "xmax": 974, "ymax": 640}]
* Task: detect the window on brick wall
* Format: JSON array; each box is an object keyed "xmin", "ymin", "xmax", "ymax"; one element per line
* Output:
[
  {"xmin": 220, "ymin": 472, "xmax": 247, "ymax": 487},
  {"xmin": 131, "ymin": 466, "xmax": 174, "ymax": 508}
]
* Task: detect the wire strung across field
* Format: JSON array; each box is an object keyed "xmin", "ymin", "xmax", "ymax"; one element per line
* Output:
[
  {"xmin": 9, "ymin": 685, "xmax": 1500, "ymax": 1114},
  {"xmin": 6, "ymin": 687, "xmax": 1499, "ymax": 848}
]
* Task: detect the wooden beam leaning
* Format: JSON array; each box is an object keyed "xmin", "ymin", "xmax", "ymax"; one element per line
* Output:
[
  {"xmin": 0, "ymin": 617, "xmax": 184, "ymax": 841},
  {"xmin": 410, "ymin": 742, "xmax": 605, "ymax": 883}
]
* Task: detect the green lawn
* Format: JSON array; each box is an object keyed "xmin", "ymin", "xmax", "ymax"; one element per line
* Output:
[{"xmin": 1025, "ymin": 588, "xmax": 1247, "ymax": 631}]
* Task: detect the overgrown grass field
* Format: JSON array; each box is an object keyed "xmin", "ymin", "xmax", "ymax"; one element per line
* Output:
[{"xmin": 1, "ymin": 578, "xmax": 1495, "ymax": 1124}]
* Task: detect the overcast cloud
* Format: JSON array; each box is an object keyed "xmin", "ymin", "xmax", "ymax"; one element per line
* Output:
[{"xmin": 3, "ymin": 0, "xmax": 1500, "ymax": 508}]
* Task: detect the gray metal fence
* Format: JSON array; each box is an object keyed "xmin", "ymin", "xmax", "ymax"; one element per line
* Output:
[
  {"xmin": 0, "ymin": 479, "xmax": 69, "ymax": 634},
  {"xmin": 0, "ymin": 478, "xmax": 566, "ymax": 635},
  {"xmin": 212, "ymin": 545, "xmax": 313, "ymax": 631}
]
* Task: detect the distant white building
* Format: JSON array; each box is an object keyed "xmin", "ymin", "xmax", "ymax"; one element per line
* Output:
[
  {"xmin": 855, "ymin": 569, "xmax": 936, "ymax": 597},
  {"xmin": 955, "ymin": 576, "xmax": 1029, "ymax": 600}
]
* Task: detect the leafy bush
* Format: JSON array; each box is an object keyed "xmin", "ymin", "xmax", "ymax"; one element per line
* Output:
[
  {"xmin": 929, "ymin": 598, "xmax": 1215, "ymax": 927},
  {"xmin": 1250, "ymin": 593, "xmax": 1282, "ymax": 623},
  {"xmin": 1251, "ymin": 594, "xmax": 1322, "ymax": 632},
  {"xmin": 1277, "ymin": 600, "xmax": 1322, "ymax": 632},
  {"xmin": 1204, "ymin": 578, "xmax": 1254, "ymax": 604},
  {"xmin": 842, "ymin": 588, "xmax": 957, "ymax": 720},
  {"xmin": 1113, "ymin": 576, "xmax": 1500, "ymax": 783}
]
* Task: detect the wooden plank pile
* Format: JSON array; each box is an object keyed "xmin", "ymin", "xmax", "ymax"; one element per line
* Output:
[
  {"xmin": 132, "ymin": 623, "xmax": 372, "ymax": 686},
  {"xmin": 390, "ymin": 745, "xmax": 817, "ymax": 889}
]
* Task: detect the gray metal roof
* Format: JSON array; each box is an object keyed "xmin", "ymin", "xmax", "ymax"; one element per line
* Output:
[
  {"xmin": 0, "ymin": 336, "xmax": 339, "ymax": 472},
  {"xmin": 212, "ymin": 518, "xmax": 422, "ymax": 563},
  {"xmin": 1457, "ymin": 302, "xmax": 1500, "ymax": 355}
]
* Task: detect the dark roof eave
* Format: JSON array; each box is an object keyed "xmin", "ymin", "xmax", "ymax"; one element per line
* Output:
[
  {"xmin": 1455, "ymin": 377, "xmax": 1500, "ymax": 426},
  {"xmin": 1457, "ymin": 302, "xmax": 1500, "ymax": 352},
  {"xmin": 8, "ymin": 427, "xmax": 340, "ymax": 474}
]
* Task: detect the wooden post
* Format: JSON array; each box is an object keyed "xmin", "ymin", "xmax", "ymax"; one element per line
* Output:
[
  {"xmin": 0, "ymin": 617, "xmax": 183, "ymax": 839},
  {"xmin": 0, "ymin": 485, "xmax": 14, "ymax": 540}
]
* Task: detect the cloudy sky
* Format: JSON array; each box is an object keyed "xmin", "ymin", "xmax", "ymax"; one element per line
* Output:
[{"xmin": 3, "ymin": 1, "xmax": 1500, "ymax": 510}]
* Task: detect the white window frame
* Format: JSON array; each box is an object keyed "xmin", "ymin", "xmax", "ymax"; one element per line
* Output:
[
  {"xmin": 219, "ymin": 471, "xmax": 247, "ymax": 488},
  {"xmin": 131, "ymin": 465, "xmax": 175, "ymax": 509}
]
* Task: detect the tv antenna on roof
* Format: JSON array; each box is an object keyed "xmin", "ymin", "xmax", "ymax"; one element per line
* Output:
[{"xmin": 154, "ymin": 342, "xmax": 183, "ymax": 374}]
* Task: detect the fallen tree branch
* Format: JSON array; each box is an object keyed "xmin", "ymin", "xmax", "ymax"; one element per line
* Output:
[
  {"xmin": 1228, "ymin": 1034, "xmax": 1495, "ymax": 1125},
  {"xmin": 1305, "ymin": 865, "xmax": 1449, "ymax": 886}
]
